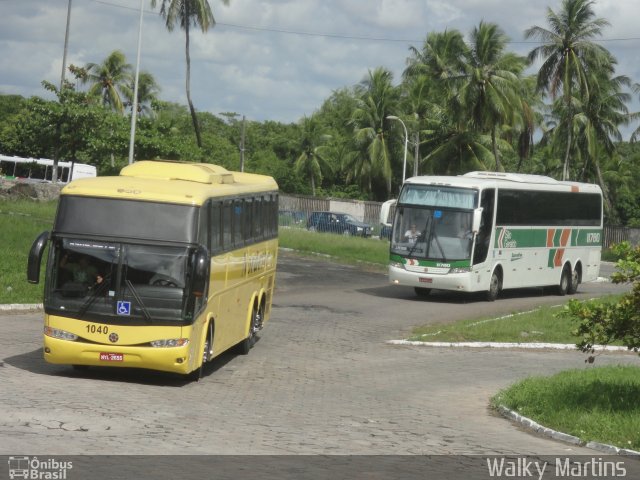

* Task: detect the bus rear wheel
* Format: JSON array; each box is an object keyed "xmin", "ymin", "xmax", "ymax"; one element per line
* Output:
[
  {"xmin": 568, "ymin": 267, "xmax": 580, "ymax": 295},
  {"xmin": 238, "ymin": 305, "xmax": 261, "ymax": 355}
]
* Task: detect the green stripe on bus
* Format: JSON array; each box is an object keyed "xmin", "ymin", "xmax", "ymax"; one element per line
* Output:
[{"xmin": 494, "ymin": 228, "xmax": 602, "ymax": 249}]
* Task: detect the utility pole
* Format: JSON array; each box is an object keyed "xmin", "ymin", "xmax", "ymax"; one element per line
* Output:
[
  {"xmin": 128, "ymin": 0, "xmax": 144, "ymax": 164},
  {"xmin": 54, "ymin": 0, "xmax": 73, "ymax": 184},
  {"xmin": 60, "ymin": 0, "xmax": 72, "ymax": 90},
  {"xmin": 413, "ymin": 130, "xmax": 419, "ymax": 177},
  {"xmin": 239, "ymin": 115, "xmax": 246, "ymax": 172}
]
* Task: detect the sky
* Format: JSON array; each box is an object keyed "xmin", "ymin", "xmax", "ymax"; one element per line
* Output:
[{"xmin": 1, "ymin": 0, "xmax": 640, "ymax": 133}]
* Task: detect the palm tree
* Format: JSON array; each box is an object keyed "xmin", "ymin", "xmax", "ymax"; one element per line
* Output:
[
  {"xmin": 350, "ymin": 67, "xmax": 399, "ymax": 198},
  {"xmin": 122, "ymin": 71, "xmax": 161, "ymax": 118},
  {"xmin": 458, "ymin": 22, "xmax": 526, "ymax": 171},
  {"xmin": 82, "ymin": 50, "xmax": 133, "ymax": 114},
  {"xmin": 404, "ymin": 29, "xmax": 467, "ymax": 87},
  {"xmin": 294, "ymin": 115, "xmax": 332, "ymax": 196},
  {"xmin": 525, "ymin": 0, "xmax": 613, "ymax": 180},
  {"xmin": 151, "ymin": 0, "xmax": 230, "ymax": 148}
]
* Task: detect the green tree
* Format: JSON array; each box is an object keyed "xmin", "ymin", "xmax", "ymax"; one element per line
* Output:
[
  {"xmin": 81, "ymin": 50, "xmax": 133, "ymax": 114},
  {"xmin": 564, "ymin": 242, "xmax": 640, "ymax": 362},
  {"xmin": 526, "ymin": 0, "xmax": 613, "ymax": 180},
  {"xmin": 151, "ymin": 0, "xmax": 230, "ymax": 148}
]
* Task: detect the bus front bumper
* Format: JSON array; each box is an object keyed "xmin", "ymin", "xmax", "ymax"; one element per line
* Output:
[
  {"xmin": 389, "ymin": 264, "xmax": 475, "ymax": 292},
  {"xmin": 43, "ymin": 335, "xmax": 193, "ymax": 375}
]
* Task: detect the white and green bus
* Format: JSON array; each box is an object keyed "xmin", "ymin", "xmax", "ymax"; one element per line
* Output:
[{"xmin": 388, "ymin": 171, "xmax": 603, "ymax": 301}]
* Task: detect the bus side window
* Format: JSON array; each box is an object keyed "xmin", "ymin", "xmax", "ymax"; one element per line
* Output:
[
  {"xmin": 222, "ymin": 202, "xmax": 232, "ymax": 251},
  {"xmin": 210, "ymin": 201, "xmax": 222, "ymax": 254},
  {"xmin": 473, "ymin": 188, "xmax": 495, "ymax": 265}
]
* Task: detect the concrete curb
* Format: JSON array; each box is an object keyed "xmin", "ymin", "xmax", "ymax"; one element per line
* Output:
[
  {"xmin": 496, "ymin": 405, "xmax": 640, "ymax": 456},
  {"xmin": 0, "ymin": 303, "xmax": 43, "ymax": 312},
  {"xmin": 386, "ymin": 339, "xmax": 633, "ymax": 352}
]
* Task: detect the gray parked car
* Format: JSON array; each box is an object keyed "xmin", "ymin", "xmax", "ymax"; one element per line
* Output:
[{"xmin": 306, "ymin": 211, "xmax": 372, "ymax": 237}]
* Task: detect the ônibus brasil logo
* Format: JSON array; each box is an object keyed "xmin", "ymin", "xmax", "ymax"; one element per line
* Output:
[{"xmin": 7, "ymin": 456, "xmax": 72, "ymax": 479}]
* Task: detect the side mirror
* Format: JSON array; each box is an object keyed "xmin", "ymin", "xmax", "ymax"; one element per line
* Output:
[
  {"xmin": 27, "ymin": 231, "xmax": 49, "ymax": 284},
  {"xmin": 472, "ymin": 208, "xmax": 483, "ymax": 233},
  {"xmin": 192, "ymin": 247, "xmax": 209, "ymax": 297}
]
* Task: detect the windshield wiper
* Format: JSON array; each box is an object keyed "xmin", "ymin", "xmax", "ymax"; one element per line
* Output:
[
  {"xmin": 125, "ymin": 279, "xmax": 152, "ymax": 323},
  {"xmin": 424, "ymin": 214, "xmax": 447, "ymax": 262}
]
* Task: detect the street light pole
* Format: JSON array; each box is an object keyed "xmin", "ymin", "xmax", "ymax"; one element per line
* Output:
[
  {"xmin": 386, "ymin": 115, "xmax": 408, "ymax": 183},
  {"xmin": 128, "ymin": 0, "xmax": 144, "ymax": 164}
]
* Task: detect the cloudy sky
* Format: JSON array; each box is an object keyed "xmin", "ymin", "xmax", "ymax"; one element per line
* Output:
[{"xmin": 1, "ymin": 0, "xmax": 640, "ymax": 131}]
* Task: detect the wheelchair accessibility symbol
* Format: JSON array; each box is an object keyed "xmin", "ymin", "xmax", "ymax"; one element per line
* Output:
[{"xmin": 117, "ymin": 301, "xmax": 131, "ymax": 316}]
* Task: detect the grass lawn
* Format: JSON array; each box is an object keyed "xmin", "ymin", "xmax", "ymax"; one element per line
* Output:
[
  {"xmin": 492, "ymin": 365, "xmax": 640, "ymax": 451},
  {"xmin": 408, "ymin": 297, "xmax": 623, "ymax": 345},
  {"xmin": 0, "ymin": 199, "xmax": 56, "ymax": 304},
  {"xmin": 278, "ymin": 227, "xmax": 389, "ymax": 270}
]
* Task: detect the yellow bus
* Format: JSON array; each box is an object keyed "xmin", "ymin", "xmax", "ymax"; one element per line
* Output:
[{"xmin": 27, "ymin": 160, "xmax": 278, "ymax": 380}]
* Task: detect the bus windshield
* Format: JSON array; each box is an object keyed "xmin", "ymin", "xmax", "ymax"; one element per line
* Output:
[
  {"xmin": 392, "ymin": 185, "xmax": 478, "ymax": 262},
  {"xmin": 46, "ymin": 238, "xmax": 196, "ymax": 325}
]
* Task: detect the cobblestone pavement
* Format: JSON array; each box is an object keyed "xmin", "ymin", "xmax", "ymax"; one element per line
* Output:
[{"xmin": 0, "ymin": 252, "xmax": 637, "ymax": 455}]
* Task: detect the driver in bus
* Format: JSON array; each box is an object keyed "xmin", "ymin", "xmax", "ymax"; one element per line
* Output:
[
  {"xmin": 60, "ymin": 254, "xmax": 103, "ymax": 286},
  {"xmin": 404, "ymin": 224, "xmax": 421, "ymax": 244}
]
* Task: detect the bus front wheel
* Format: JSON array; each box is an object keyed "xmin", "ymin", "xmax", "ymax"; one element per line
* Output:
[
  {"xmin": 487, "ymin": 271, "xmax": 502, "ymax": 302},
  {"xmin": 188, "ymin": 322, "xmax": 213, "ymax": 381}
]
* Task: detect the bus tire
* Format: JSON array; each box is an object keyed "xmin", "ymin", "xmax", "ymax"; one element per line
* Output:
[
  {"xmin": 568, "ymin": 266, "xmax": 580, "ymax": 295},
  {"xmin": 414, "ymin": 287, "xmax": 431, "ymax": 297},
  {"xmin": 557, "ymin": 266, "xmax": 571, "ymax": 296},
  {"xmin": 487, "ymin": 270, "xmax": 502, "ymax": 302},
  {"xmin": 188, "ymin": 322, "xmax": 213, "ymax": 382},
  {"xmin": 238, "ymin": 305, "xmax": 260, "ymax": 355}
]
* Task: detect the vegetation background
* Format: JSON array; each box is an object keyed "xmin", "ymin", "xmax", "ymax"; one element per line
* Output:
[{"xmin": 1, "ymin": 0, "xmax": 640, "ymax": 227}]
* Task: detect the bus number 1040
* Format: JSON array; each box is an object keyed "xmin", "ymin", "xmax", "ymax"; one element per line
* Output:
[{"xmin": 86, "ymin": 324, "xmax": 109, "ymax": 334}]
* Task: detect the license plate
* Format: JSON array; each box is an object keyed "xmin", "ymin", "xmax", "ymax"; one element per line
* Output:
[
  {"xmin": 419, "ymin": 277, "xmax": 433, "ymax": 283},
  {"xmin": 100, "ymin": 352, "xmax": 124, "ymax": 362}
]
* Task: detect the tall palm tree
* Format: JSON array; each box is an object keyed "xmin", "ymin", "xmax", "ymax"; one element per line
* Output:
[
  {"xmin": 525, "ymin": 0, "xmax": 613, "ymax": 180},
  {"xmin": 151, "ymin": 0, "xmax": 229, "ymax": 148},
  {"xmin": 350, "ymin": 67, "xmax": 399, "ymax": 198},
  {"xmin": 294, "ymin": 115, "xmax": 332, "ymax": 196},
  {"xmin": 82, "ymin": 50, "xmax": 133, "ymax": 114},
  {"xmin": 458, "ymin": 22, "xmax": 526, "ymax": 171}
]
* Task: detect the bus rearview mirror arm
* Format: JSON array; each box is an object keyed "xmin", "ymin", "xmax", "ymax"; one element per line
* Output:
[
  {"xmin": 472, "ymin": 208, "xmax": 483, "ymax": 234},
  {"xmin": 27, "ymin": 231, "xmax": 49, "ymax": 284}
]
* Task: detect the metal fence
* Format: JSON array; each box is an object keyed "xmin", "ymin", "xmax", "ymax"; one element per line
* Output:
[
  {"xmin": 279, "ymin": 194, "xmax": 384, "ymax": 234},
  {"xmin": 279, "ymin": 194, "xmax": 640, "ymax": 246},
  {"xmin": 603, "ymin": 225, "xmax": 640, "ymax": 248}
]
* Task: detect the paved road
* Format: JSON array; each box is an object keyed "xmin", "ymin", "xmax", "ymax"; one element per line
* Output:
[{"xmin": 0, "ymin": 252, "xmax": 637, "ymax": 455}]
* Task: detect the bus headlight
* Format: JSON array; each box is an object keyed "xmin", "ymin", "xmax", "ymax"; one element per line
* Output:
[
  {"xmin": 390, "ymin": 261, "xmax": 404, "ymax": 269},
  {"xmin": 150, "ymin": 338, "xmax": 189, "ymax": 348},
  {"xmin": 449, "ymin": 267, "xmax": 472, "ymax": 273},
  {"xmin": 44, "ymin": 326, "xmax": 78, "ymax": 341}
]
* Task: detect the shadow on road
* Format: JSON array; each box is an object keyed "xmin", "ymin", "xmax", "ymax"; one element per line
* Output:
[{"xmin": 2, "ymin": 347, "xmax": 242, "ymax": 387}]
